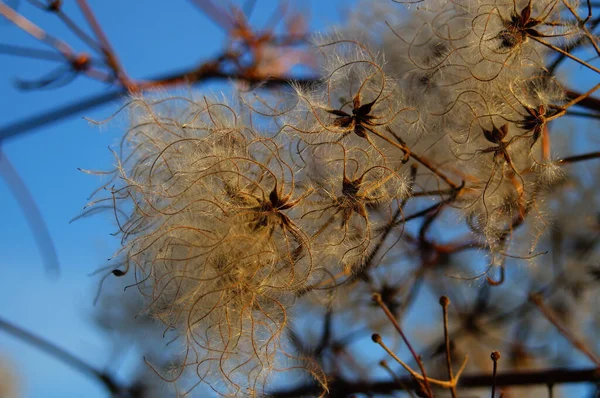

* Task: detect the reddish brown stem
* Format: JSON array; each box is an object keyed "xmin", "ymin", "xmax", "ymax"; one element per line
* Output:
[
  {"xmin": 76, "ymin": 0, "xmax": 132, "ymax": 90},
  {"xmin": 269, "ymin": 367, "xmax": 600, "ymax": 397},
  {"xmin": 440, "ymin": 296, "xmax": 457, "ymax": 398},
  {"xmin": 373, "ymin": 293, "xmax": 434, "ymax": 397},
  {"xmin": 558, "ymin": 151, "xmax": 600, "ymax": 164},
  {"xmin": 491, "ymin": 351, "xmax": 501, "ymax": 398},
  {"xmin": 565, "ymin": 89, "xmax": 600, "ymax": 113},
  {"xmin": 530, "ymin": 294, "xmax": 600, "ymax": 366}
]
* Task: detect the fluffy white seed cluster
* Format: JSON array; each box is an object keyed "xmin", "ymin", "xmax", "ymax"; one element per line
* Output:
[
  {"xmin": 87, "ymin": 0, "xmax": 580, "ymax": 395},
  {"xmin": 95, "ymin": 96, "xmax": 329, "ymax": 396},
  {"xmin": 344, "ymin": 0, "xmax": 572, "ymax": 255}
]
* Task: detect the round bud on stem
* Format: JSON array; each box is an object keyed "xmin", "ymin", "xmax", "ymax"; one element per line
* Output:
[
  {"xmin": 491, "ymin": 351, "xmax": 501, "ymax": 362},
  {"xmin": 439, "ymin": 296, "xmax": 450, "ymax": 307}
]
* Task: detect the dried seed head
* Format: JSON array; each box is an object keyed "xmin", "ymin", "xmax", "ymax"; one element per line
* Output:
[{"xmin": 87, "ymin": 94, "xmax": 325, "ymax": 395}]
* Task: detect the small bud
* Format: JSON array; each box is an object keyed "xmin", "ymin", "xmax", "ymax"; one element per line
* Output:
[
  {"xmin": 491, "ymin": 351, "xmax": 501, "ymax": 361},
  {"xmin": 439, "ymin": 296, "xmax": 450, "ymax": 307},
  {"xmin": 529, "ymin": 293, "xmax": 542, "ymax": 304},
  {"xmin": 372, "ymin": 293, "xmax": 382, "ymax": 303},
  {"xmin": 48, "ymin": 1, "xmax": 62, "ymax": 12},
  {"xmin": 372, "ymin": 333, "xmax": 382, "ymax": 343}
]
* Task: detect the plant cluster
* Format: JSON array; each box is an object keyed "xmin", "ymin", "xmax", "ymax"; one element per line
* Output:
[{"xmin": 81, "ymin": 0, "xmax": 600, "ymax": 396}]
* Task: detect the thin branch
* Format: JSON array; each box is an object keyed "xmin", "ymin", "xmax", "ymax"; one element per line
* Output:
[
  {"xmin": 491, "ymin": 351, "xmax": 500, "ymax": 398},
  {"xmin": 372, "ymin": 334, "xmax": 456, "ymax": 390},
  {"xmin": 547, "ymin": 16, "xmax": 600, "ymax": 73},
  {"xmin": 440, "ymin": 296, "xmax": 457, "ymax": 398},
  {"xmin": 529, "ymin": 294, "xmax": 600, "ymax": 366},
  {"xmin": 557, "ymin": 151, "xmax": 600, "ymax": 164},
  {"xmin": 0, "ymin": 149, "xmax": 59, "ymax": 275},
  {"xmin": 0, "ymin": 316, "xmax": 122, "ymax": 394},
  {"xmin": 0, "ymin": 43, "xmax": 66, "ymax": 61},
  {"xmin": 373, "ymin": 294, "xmax": 434, "ymax": 397},
  {"xmin": 379, "ymin": 360, "xmax": 417, "ymax": 398},
  {"xmin": 565, "ymin": 89, "xmax": 600, "ymax": 112},
  {"xmin": 267, "ymin": 367, "xmax": 600, "ymax": 397},
  {"xmin": 76, "ymin": 0, "xmax": 131, "ymax": 89},
  {"xmin": 0, "ymin": 70, "xmax": 320, "ymax": 142},
  {"xmin": 0, "ymin": 1, "xmax": 73, "ymax": 57},
  {"xmin": 532, "ymin": 36, "xmax": 600, "ymax": 74}
]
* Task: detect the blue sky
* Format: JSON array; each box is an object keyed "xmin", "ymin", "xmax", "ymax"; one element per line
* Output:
[{"xmin": 0, "ymin": 1, "xmax": 353, "ymax": 396}]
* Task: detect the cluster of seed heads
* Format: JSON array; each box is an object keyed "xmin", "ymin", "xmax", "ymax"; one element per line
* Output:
[{"xmin": 86, "ymin": 0, "xmax": 584, "ymax": 395}]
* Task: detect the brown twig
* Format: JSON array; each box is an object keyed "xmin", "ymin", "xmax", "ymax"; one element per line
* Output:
[
  {"xmin": 440, "ymin": 296, "xmax": 457, "ymax": 398},
  {"xmin": 373, "ymin": 293, "xmax": 434, "ymax": 397},
  {"xmin": 379, "ymin": 360, "xmax": 417, "ymax": 398},
  {"xmin": 0, "ymin": 2, "xmax": 119, "ymax": 85},
  {"xmin": 0, "ymin": 72, "xmax": 320, "ymax": 142},
  {"xmin": 565, "ymin": 89, "xmax": 600, "ymax": 113},
  {"xmin": 0, "ymin": 316, "xmax": 121, "ymax": 394},
  {"xmin": 491, "ymin": 351, "xmax": 500, "ymax": 398},
  {"xmin": 557, "ymin": 151, "xmax": 600, "ymax": 164},
  {"xmin": 76, "ymin": 0, "xmax": 133, "ymax": 90},
  {"xmin": 267, "ymin": 367, "xmax": 600, "ymax": 397},
  {"xmin": 0, "ymin": 0, "xmax": 315, "ymax": 135},
  {"xmin": 0, "ymin": 1, "xmax": 73, "ymax": 57},
  {"xmin": 530, "ymin": 293, "xmax": 600, "ymax": 366}
]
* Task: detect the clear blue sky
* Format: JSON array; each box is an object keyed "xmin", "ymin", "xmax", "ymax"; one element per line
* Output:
[{"xmin": 0, "ymin": 1, "xmax": 354, "ymax": 396}]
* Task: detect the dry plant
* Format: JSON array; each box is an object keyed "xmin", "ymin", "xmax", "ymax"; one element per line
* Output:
[{"xmin": 1, "ymin": 0, "xmax": 600, "ymax": 397}]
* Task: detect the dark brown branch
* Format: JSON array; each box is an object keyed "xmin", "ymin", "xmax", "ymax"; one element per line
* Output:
[
  {"xmin": 557, "ymin": 151, "xmax": 600, "ymax": 164},
  {"xmin": 0, "ymin": 43, "xmax": 66, "ymax": 61},
  {"xmin": 565, "ymin": 89, "xmax": 600, "ymax": 113},
  {"xmin": 491, "ymin": 351, "xmax": 500, "ymax": 398},
  {"xmin": 0, "ymin": 316, "xmax": 122, "ymax": 394},
  {"xmin": 547, "ymin": 16, "xmax": 600, "ymax": 73},
  {"xmin": 267, "ymin": 367, "xmax": 600, "ymax": 397},
  {"xmin": 0, "ymin": 70, "xmax": 320, "ymax": 142},
  {"xmin": 372, "ymin": 295, "xmax": 434, "ymax": 397},
  {"xmin": 530, "ymin": 294, "xmax": 600, "ymax": 366},
  {"xmin": 440, "ymin": 296, "xmax": 457, "ymax": 398}
]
